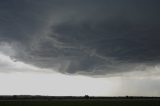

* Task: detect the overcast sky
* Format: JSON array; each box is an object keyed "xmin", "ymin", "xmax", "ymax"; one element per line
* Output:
[{"xmin": 0, "ymin": 0, "xmax": 160, "ymax": 96}]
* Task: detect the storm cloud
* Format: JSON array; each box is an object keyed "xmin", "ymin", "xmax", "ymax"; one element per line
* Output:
[{"xmin": 0, "ymin": 0, "xmax": 160, "ymax": 75}]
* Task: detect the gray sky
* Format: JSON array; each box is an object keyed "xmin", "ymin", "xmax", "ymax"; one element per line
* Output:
[{"xmin": 0, "ymin": 0, "xmax": 160, "ymax": 96}]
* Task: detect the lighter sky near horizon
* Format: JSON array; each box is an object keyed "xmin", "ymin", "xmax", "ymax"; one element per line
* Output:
[
  {"xmin": 0, "ymin": 51, "xmax": 160, "ymax": 96},
  {"xmin": 0, "ymin": 51, "xmax": 117, "ymax": 96}
]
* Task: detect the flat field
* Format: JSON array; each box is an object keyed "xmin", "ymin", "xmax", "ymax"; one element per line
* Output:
[{"xmin": 0, "ymin": 96, "xmax": 160, "ymax": 106}]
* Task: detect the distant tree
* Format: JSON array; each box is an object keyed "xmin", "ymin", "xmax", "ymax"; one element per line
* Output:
[{"xmin": 84, "ymin": 95, "xmax": 89, "ymax": 99}]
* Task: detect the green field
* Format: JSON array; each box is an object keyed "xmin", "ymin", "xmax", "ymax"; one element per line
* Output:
[{"xmin": 0, "ymin": 99, "xmax": 160, "ymax": 106}]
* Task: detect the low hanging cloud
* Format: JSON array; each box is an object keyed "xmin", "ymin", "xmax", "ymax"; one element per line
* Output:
[{"xmin": 0, "ymin": 0, "xmax": 160, "ymax": 75}]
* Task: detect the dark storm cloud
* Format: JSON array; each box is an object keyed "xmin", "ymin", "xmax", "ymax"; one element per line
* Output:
[{"xmin": 0, "ymin": 0, "xmax": 160, "ymax": 75}]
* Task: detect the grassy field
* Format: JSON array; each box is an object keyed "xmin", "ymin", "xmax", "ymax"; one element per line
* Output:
[
  {"xmin": 0, "ymin": 99, "xmax": 160, "ymax": 106},
  {"xmin": 0, "ymin": 96, "xmax": 160, "ymax": 106}
]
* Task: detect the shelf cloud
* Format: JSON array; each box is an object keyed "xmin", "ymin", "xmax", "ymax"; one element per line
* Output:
[{"xmin": 0, "ymin": 0, "xmax": 160, "ymax": 76}]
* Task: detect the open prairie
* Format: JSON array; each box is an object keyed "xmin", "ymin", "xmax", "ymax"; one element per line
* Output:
[{"xmin": 0, "ymin": 96, "xmax": 160, "ymax": 106}]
